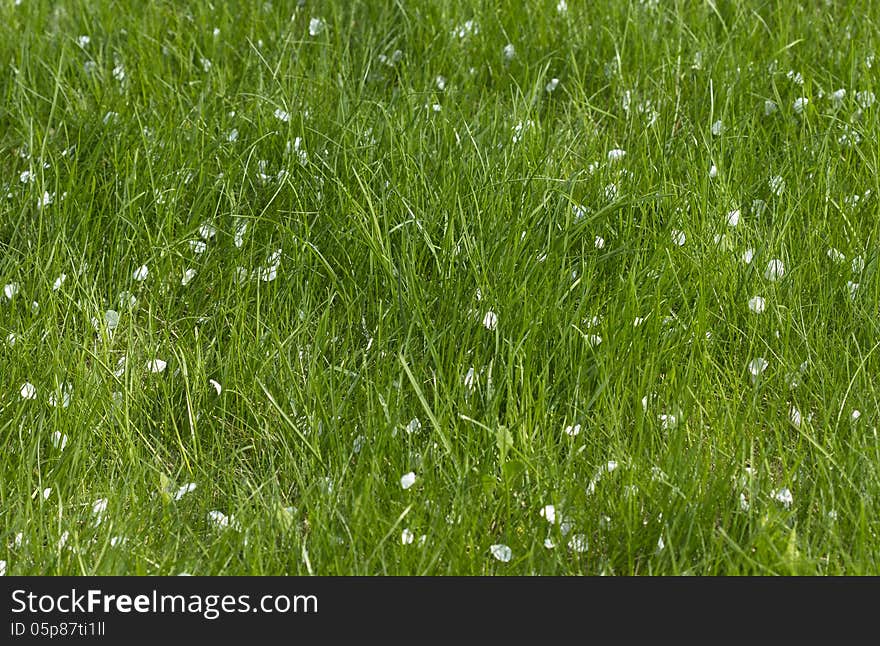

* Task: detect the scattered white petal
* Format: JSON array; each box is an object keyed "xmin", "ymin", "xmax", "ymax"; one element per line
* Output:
[
  {"xmin": 711, "ymin": 120, "xmax": 723, "ymax": 136},
  {"xmin": 726, "ymin": 209, "xmax": 740, "ymax": 227},
  {"xmin": 503, "ymin": 43, "xmax": 515, "ymax": 62},
  {"xmin": 658, "ymin": 413, "xmax": 678, "ymax": 430},
  {"xmin": 789, "ymin": 406, "xmax": 802, "ymax": 428},
  {"xmin": 793, "ymin": 97, "xmax": 809, "ymax": 114},
  {"xmin": 748, "ymin": 357, "xmax": 769, "ymax": 377},
  {"xmin": 58, "ymin": 531, "xmax": 69, "ymax": 549},
  {"xmin": 20, "ymin": 382, "xmax": 37, "ymax": 400},
  {"xmin": 489, "ymin": 544, "xmax": 512, "ymax": 562},
  {"xmin": 133, "ymin": 265, "xmax": 149, "ymax": 281},
  {"xmin": 771, "ymin": 487, "xmax": 793, "ymax": 509},
  {"xmin": 209, "ymin": 379, "xmax": 222, "ymax": 395},
  {"xmin": 42, "ymin": 487, "xmax": 51, "ymax": 500},
  {"xmin": 482, "ymin": 310, "xmax": 498, "ymax": 330},
  {"xmin": 852, "ymin": 256, "xmax": 865, "ymax": 274},
  {"xmin": 748, "ymin": 296, "xmax": 766, "ymax": 314},
  {"xmin": 708, "ymin": 164, "xmax": 718, "ymax": 178},
  {"xmin": 401, "ymin": 528, "xmax": 415, "ymax": 545},
  {"xmin": 400, "ymin": 471, "xmax": 416, "ymax": 490},
  {"xmin": 827, "ymin": 248, "xmax": 846, "ymax": 263},
  {"xmin": 52, "ymin": 274, "xmax": 67, "ymax": 290},
  {"xmin": 148, "ymin": 359, "xmax": 167, "ymax": 373},
  {"xmin": 174, "ymin": 483, "xmax": 197, "ymax": 501},
  {"xmin": 48, "ymin": 383, "xmax": 72, "ymax": 408},
  {"xmin": 208, "ymin": 510, "xmax": 230, "ymax": 529},
  {"xmin": 189, "ymin": 240, "xmax": 207, "ymax": 254},
  {"xmin": 764, "ymin": 100, "xmax": 778, "ymax": 116},
  {"xmin": 563, "ymin": 423, "xmax": 581, "ymax": 437},
  {"xmin": 545, "ymin": 78, "xmax": 559, "ymax": 93},
  {"xmin": 671, "ymin": 229, "xmax": 686, "ymax": 246},
  {"xmin": 851, "ymin": 410, "xmax": 861, "ymax": 422},
  {"xmin": 768, "ymin": 175, "xmax": 785, "ymax": 197},
  {"xmin": 405, "ymin": 418, "xmax": 422, "ymax": 434},
  {"xmin": 741, "ymin": 248, "xmax": 755, "ymax": 264},
  {"xmin": 308, "ymin": 17, "xmax": 325, "ymax": 36},
  {"xmin": 274, "ymin": 108, "xmax": 291, "ymax": 123},
  {"xmin": 0, "ymin": 561, "xmax": 5, "ymax": 576},
  {"xmin": 568, "ymin": 534, "xmax": 589, "ymax": 553},
  {"xmin": 181, "ymin": 268, "xmax": 196, "ymax": 286},
  {"xmin": 607, "ymin": 148, "xmax": 626, "ymax": 162},
  {"xmin": 198, "ymin": 223, "xmax": 216, "ymax": 240},
  {"xmin": 540, "ymin": 505, "xmax": 557, "ymax": 524},
  {"xmin": 4, "ymin": 283, "xmax": 19, "ymax": 300},
  {"xmin": 51, "ymin": 431, "xmax": 68, "ymax": 450},
  {"xmin": 764, "ymin": 258, "xmax": 785, "ymax": 281},
  {"xmin": 594, "ymin": 235, "xmax": 605, "ymax": 249}
]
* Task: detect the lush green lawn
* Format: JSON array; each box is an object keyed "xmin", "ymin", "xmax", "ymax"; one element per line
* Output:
[{"xmin": 1, "ymin": 0, "xmax": 879, "ymax": 575}]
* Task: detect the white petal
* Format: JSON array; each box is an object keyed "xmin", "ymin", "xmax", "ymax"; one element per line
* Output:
[
  {"xmin": 20, "ymin": 382, "xmax": 37, "ymax": 400},
  {"xmin": 400, "ymin": 471, "xmax": 416, "ymax": 490},
  {"xmin": 148, "ymin": 359, "xmax": 167, "ymax": 373},
  {"xmin": 133, "ymin": 265, "xmax": 149, "ymax": 281},
  {"xmin": 489, "ymin": 544, "xmax": 512, "ymax": 562}
]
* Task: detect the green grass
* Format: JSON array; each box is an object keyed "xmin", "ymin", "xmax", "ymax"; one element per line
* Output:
[{"xmin": 1, "ymin": 0, "xmax": 879, "ymax": 575}]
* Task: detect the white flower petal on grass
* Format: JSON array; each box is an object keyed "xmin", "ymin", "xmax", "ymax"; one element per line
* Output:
[
  {"xmin": 110, "ymin": 536, "xmax": 127, "ymax": 548},
  {"xmin": 856, "ymin": 90, "xmax": 876, "ymax": 109},
  {"xmin": 48, "ymin": 383, "xmax": 72, "ymax": 408},
  {"xmin": 133, "ymin": 265, "xmax": 149, "ymax": 281},
  {"xmin": 594, "ymin": 235, "xmax": 605, "ymax": 249},
  {"xmin": 189, "ymin": 240, "xmax": 207, "ymax": 254},
  {"xmin": 851, "ymin": 410, "xmax": 861, "ymax": 422},
  {"xmin": 208, "ymin": 510, "xmax": 230, "ymax": 529},
  {"xmin": 274, "ymin": 108, "xmax": 291, "ymax": 123},
  {"xmin": 148, "ymin": 359, "xmax": 167, "ymax": 373},
  {"xmin": 671, "ymin": 229, "xmax": 686, "ymax": 246},
  {"xmin": 557, "ymin": 0, "xmax": 568, "ymax": 13},
  {"xmin": 400, "ymin": 471, "xmax": 416, "ymax": 490},
  {"xmin": 0, "ymin": 560, "xmax": 5, "ymax": 576},
  {"xmin": 741, "ymin": 248, "xmax": 755, "ymax": 265},
  {"xmin": 198, "ymin": 223, "xmax": 216, "ymax": 240},
  {"xmin": 568, "ymin": 534, "xmax": 588, "ymax": 553},
  {"xmin": 748, "ymin": 296, "xmax": 766, "ymax": 314},
  {"xmin": 789, "ymin": 406, "xmax": 802, "ymax": 428},
  {"xmin": 764, "ymin": 100, "xmax": 778, "ymax": 116},
  {"xmin": 711, "ymin": 120, "xmax": 723, "ymax": 136},
  {"xmin": 764, "ymin": 258, "xmax": 785, "ymax": 281},
  {"xmin": 540, "ymin": 504, "xmax": 556, "ymax": 524},
  {"xmin": 489, "ymin": 544, "xmax": 512, "ymax": 563},
  {"xmin": 793, "ymin": 97, "xmax": 809, "ymax": 114},
  {"xmin": 405, "ymin": 418, "xmax": 422, "ymax": 434},
  {"xmin": 482, "ymin": 310, "xmax": 498, "ymax": 330},
  {"xmin": 104, "ymin": 309, "xmax": 120, "ymax": 331},
  {"xmin": 42, "ymin": 487, "xmax": 51, "ymax": 500},
  {"xmin": 768, "ymin": 175, "xmax": 785, "ymax": 197},
  {"xmin": 401, "ymin": 528, "xmax": 414, "ymax": 545},
  {"xmin": 20, "ymin": 382, "xmax": 37, "ymax": 400},
  {"xmin": 563, "ymin": 423, "xmax": 581, "ymax": 437},
  {"xmin": 847, "ymin": 281, "xmax": 859, "ymax": 299},
  {"xmin": 830, "ymin": 88, "xmax": 847, "ymax": 108},
  {"xmin": 181, "ymin": 268, "xmax": 196, "ymax": 286},
  {"xmin": 209, "ymin": 379, "xmax": 222, "ymax": 395},
  {"xmin": 545, "ymin": 78, "xmax": 559, "ymax": 93},
  {"xmin": 52, "ymin": 274, "xmax": 67, "ymax": 290},
  {"xmin": 464, "ymin": 367, "xmax": 476, "ymax": 391},
  {"xmin": 827, "ymin": 248, "xmax": 846, "ymax": 263},
  {"xmin": 852, "ymin": 256, "xmax": 865, "ymax": 274},
  {"xmin": 585, "ymin": 334, "xmax": 602, "ymax": 347},
  {"xmin": 657, "ymin": 536, "xmax": 666, "ymax": 551},
  {"xmin": 174, "ymin": 483, "xmax": 197, "ymax": 501},
  {"xmin": 771, "ymin": 487, "xmax": 794, "ymax": 509},
  {"xmin": 726, "ymin": 209, "xmax": 741, "ymax": 227},
  {"xmin": 92, "ymin": 498, "xmax": 108, "ymax": 526},
  {"xmin": 308, "ymin": 17, "xmax": 325, "ymax": 36},
  {"xmin": 51, "ymin": 431, "xmax": 68, "ymax": 450},
  {"xmin": 503, "ymin": 43, "xmax": 516, "ymax": 62},
  {"xmin": 658, "ymin": 413, "xmax": 678, "ymax": 430},
  {"xmin": 748, "ymin": 358, "xmax": 769, "ymax": 377},
  {"xmin": 708, "ymin": 164, "xmax": 718, "ymax": 178},
  {"xmin": 4, "ymin": 283, "xmax": 19, "ymax": 300},
  {"xmin": 234, "ymin": 220, "xmax": 248, "ymax": 248},
  {"xmin": 607, "ymin": 148, "xmax": 626, "ymax": 162}
]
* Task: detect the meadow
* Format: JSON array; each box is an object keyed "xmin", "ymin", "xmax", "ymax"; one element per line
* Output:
[{"xmin": 1, "ymin": 0, "xmax": 879, "ymax": 575}]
